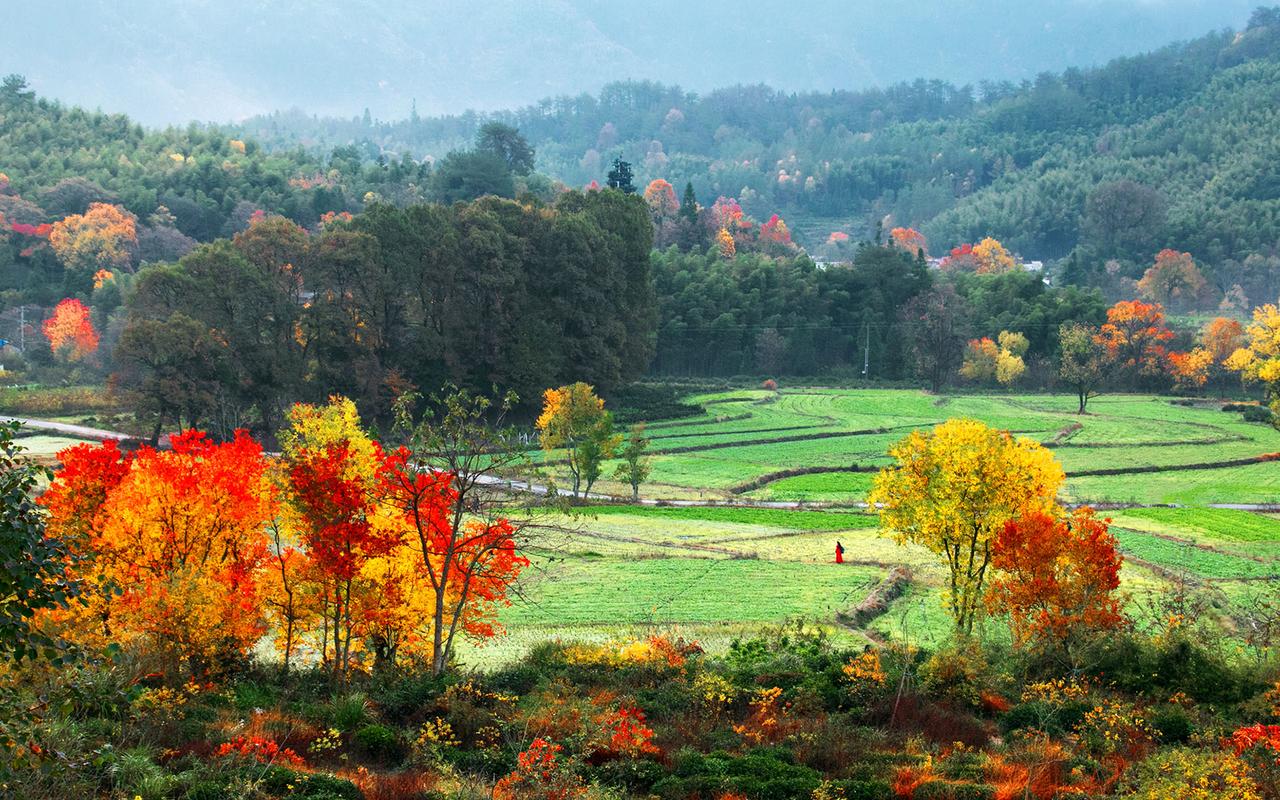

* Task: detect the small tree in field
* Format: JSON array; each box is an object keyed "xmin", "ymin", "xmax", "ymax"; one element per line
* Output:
[
  {"xmin": 1058, "ymin": 323, "xmax": 1105, "ymax": 413},
  {"xmin": 613, "ymin": 424, "xmax": 651, "ymax": 502},
  {"xmin": 868, "ymin": 419, "xmax": 1064, "ymax": 635},
  {"xmin": 537, "ymin": 383, "xmax": 621, "ymax": 499},
  {"xmin": 1227, "ymin": 304, "xmax": 1280, "ymax": 424},
  {"xmin": 390, "ymin": 387, "xmax": 530, "ymax": 677}
]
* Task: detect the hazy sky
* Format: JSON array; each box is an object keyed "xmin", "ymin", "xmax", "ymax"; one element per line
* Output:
[{"xmin": 0, "ymin": 0, "xmax": 1259, "ymax": 126}]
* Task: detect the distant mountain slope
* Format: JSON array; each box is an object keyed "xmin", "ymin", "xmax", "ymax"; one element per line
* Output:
[
  {"xmin": 231, "ymin": 11, "xmax": 1280, "ymax": 269},
  {"xmin": 0, "ymin": 0, "xmax": 1257, "ymax": 125}
]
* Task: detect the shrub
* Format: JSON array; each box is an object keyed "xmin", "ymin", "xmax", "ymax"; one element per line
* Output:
[
  {"xmin": 1000, "ymin": 700, "xmax": 1090, "ymax": 736},
  {"xmin": 587, "ymin": 757, "xmax": 668, "ymax": 792},
  {"xmin": 826, "ymin": 778, "xmax": 895, "ymax": 800},
  {"xmin": 493, "ymin": 738, "xmax": 587, "ymax": 800},
  {"xmin": 327, "ymin": 692, "xmax": 371, "ymax": 731},
  {"xmin": 917, "ymin": 644, "xmax": 997, "ymax": 709},
  {"xmin": 260, "ymin": 766, "xmax": 364, "ymax": 799},
  {"xmin": 370, "ymin": 668, "xmax": 451, "ymax": 723},
  {"xmin": 1117, "ymin": 747, "xmax": 1258, "ymax": 799},
  {"xmin": 653, "ymin": 748, "xmax": 822, "ymax": 800},
  {"xmin": 1242, "ymin": 405, "xmax": 1275, "ymax": 423},
  {"xmin": 913, "ymin": 782, "xmax": 995, "ymax": 800},
  {"xmin": 353, "ymin": 723, "xmax": 408, "ymax": 765},
  {"xmin": 1151, "ymin": 705, "xmax": 1195, "ymax": 744},
  {"xmin": 231, "ymin": 679, "xmax": 277, "ymax": 711},
  {"xmin": 0, "ymin": 385, "xmax": 120, "ymax": 415}
]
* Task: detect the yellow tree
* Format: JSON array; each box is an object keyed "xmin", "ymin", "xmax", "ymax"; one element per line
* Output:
[
  {"xmin": 868, "ymin": 419, "xmax": 1064, "ymax": 634},
  {"xmin": 959, "ymin": 331, "xmax": 1027, "ymax": 386},
  {"xmin": 959, "ymin": 338, "xmax": 1000, "ymax": 383},
  {"xmin": 1226, "ymin": 304, "xmax": 1280, "ymax": 420},
  {"xmin": 537, "ymin": 383, "xmax": 621, "ymax": 498},
  {"xmin": 972, "ymin": 237, "xmax": 1019, "ymax": 275},
  {"xmin": 716, "ymin": 228, "xmax": 736, "ymax": 258},
  {"xmin": 995, "ymin": 330, "xmax": 1028, "ymax": 385},
  {"xmin": 48, "ymin": 202, "xmax": 138, "ymax": 273}
]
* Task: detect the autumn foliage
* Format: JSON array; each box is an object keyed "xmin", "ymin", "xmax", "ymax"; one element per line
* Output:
[
  {"xmin": 1138, "ymin": 249, "xmax": 1209, "ymax": 311},
  {"xmin": 869, "ymin": 419, "xmax": 1064, "ymax": 634},
  {"xmin": 42, "ymin": 297, "xmax": 99, "ymax": 362},
  {"xmin": 987, "ymin": 508, "xmax": 1124, "ymax": 655},
  {"xmin": 758, "ymin": 214, "xmax": 793, "ymax": 245},
  {"xmin": 39, "ymin": 395, "xmax": 525, "ymax": 679},
  {"xmin": 889, "ymin": 227, "xmax": 928, "ymax": 256},
  {"xmin": 48, "ymin": 201, "xmax": 137, "ymax": 273},
  {"xmin": 41, "ymin": 431, "xmax": 274, "ymax": 674},
  {"xmin": 941, "ymin": 237, "xmax": 1018, "ymax": 274},
  {"xmin": 1096, "ymin": 300, "xmax": 1175, "ymax": 380},
  {"xmin": 643, "ymin": 179, "xmax": 679, "ymax": 219}
]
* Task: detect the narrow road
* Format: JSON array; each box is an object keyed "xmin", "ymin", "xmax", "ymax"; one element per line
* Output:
[{"xmin": 2, "ymin": 416, "xmax": 137, "ymax": 442}]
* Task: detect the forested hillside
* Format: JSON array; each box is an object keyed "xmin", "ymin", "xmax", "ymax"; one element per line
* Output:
[
  {"xmin": 5, "ymin": 10, "xmax": 1280, "ymax": 423},
  {"xmin": 236, "ymin": 9, "xmax": 1280, "ymax": 276}
]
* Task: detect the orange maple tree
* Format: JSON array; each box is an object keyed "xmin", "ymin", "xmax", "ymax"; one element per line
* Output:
[
  {"xmin": 42, "ymin": 298, "xmax": 99, "ymax": 362},
  {"xmin": 41, "ymin": 431, "xmax": 274, "ymax": 675},
  {"xmin": 1095, "ymin": 300, "xmax": 1175, "ymax": 380},
  {"xmin": 1137, "ymin": 249, "xmax": 1209, "ymax": 311},
  {"xmin": 987, "ymin": 508, "xmax": 1124, "ymax": 657},
  {"xmin": 642, "ymin": 179, "xmax": 679, "ymax": 219},
  {"xmin": 1203, "ymin": 316, "xmax": 1246, "ymax": 363},
  {"xmin": 889, "ymin": 227, "xmax": 928, "ymax": 257},
  {"xmin": 380, "ymin": 446, "xmax": 527, "ymax": 675},
  {"xmin": 48, "ymin": 202, "xmax": 137, "ymax": 273},
  {"xmin": 1168, "ymin": 348, "xmax": 1213, "ymax": 391}
]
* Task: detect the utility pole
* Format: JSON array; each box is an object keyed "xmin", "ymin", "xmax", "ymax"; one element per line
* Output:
[
  {"xmin": 17, "ymin": 305, "xmax": 25, "ymax": 353},
  {"xmin": 861, "ymin": 320, "xmax": 870, "ymax": 378}
]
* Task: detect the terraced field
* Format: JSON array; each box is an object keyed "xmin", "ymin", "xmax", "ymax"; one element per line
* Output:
[
  {"xmin": 470, "ymin": 388, "xmax": 1280, "ymax": 665},
  {"xmin": 539, "ymin": 389, "xmax": 1280, "ymax": 504}
]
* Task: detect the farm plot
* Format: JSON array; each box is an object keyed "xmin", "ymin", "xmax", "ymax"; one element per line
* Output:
[
  {"xmin": 554, "ymin": 389, "xmax": 1280, "ymax": 505},
  {"xmin": 492, "ymin": 387, "xmax": 1280, "ymax": 663}
]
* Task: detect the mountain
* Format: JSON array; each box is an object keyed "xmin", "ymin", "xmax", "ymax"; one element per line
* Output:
[{"xmin": 0, "ymin": 0, "xmax": 1258, "ymax": 126}]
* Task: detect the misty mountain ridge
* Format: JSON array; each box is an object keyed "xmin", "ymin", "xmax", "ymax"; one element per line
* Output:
[{"xmin": 0, "ymin": 0, "xmax": 1260, "ymax": 126}]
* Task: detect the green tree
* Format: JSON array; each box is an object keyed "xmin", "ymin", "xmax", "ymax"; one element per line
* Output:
[
  {"xmin": 0, "ymin": 422, "xmax": 77, "ymax": 662},
  {"xmin": 606, "ymin": 158, "xmax": 636, "ymax": 194},
  {"xmin": 111, "ymin": 312, "xmax": 229, "ymax": 441},
  {"xmin": 431, "ymin": 150, "xmax": 516, "ymax": 203},
  {"xmin": 1058, "ymin": 322, "xmax": 1106, "ymax": 413},
  {"xmin": 0, "ymin": 74, "xmax": 33, "ymax": 105},
  {"xmin": 475, "ymin": 122, "xmax": 536, "ymax": 176},
  {"xmin": 612, "ymin": 423, "xmax": 652, "ymax": 502}
]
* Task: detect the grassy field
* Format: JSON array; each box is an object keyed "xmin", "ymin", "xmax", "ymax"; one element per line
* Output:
[
  {"xmin": 472, "ymin": 387, "xmax": 1280, "ymax": 666},
  {"xmin": 538, "ymin": 389, "xmax": 1280, "ymax": 504}
]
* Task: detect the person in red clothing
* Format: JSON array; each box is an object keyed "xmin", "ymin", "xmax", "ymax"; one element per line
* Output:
[{"xmin": 835, "ymin": 541, "xmax": 845, "ymax": 564}]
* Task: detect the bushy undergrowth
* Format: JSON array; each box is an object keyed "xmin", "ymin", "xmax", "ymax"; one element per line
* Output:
[{"xmin": 0, "ymin": 623, "xmax": 1277, "ymax": 799}]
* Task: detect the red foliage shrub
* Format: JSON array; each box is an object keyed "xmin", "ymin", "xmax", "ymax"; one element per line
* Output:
[{"xmin": 215, "ymin": 735, "xmax": 305, "ymax": 767}]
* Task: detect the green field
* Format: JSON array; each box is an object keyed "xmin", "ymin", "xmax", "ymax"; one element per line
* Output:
[{"xmin": 465, "ymin": 387, "xmax": 1280, "ymax": 665}]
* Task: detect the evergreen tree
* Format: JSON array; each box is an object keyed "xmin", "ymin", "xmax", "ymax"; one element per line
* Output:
[{"xmin": 607, "ymin": 158, "xmax": 636, "ymax": 194}]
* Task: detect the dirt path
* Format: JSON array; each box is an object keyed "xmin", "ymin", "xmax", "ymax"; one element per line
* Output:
[{"xmin": 2, "ymin": 416, "xmax": 137, "ymax": 442}]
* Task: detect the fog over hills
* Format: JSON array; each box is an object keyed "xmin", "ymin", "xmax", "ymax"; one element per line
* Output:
[{"xmin": 0, "ymin": 0, "xmax": 1258, "ymax": 125}]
